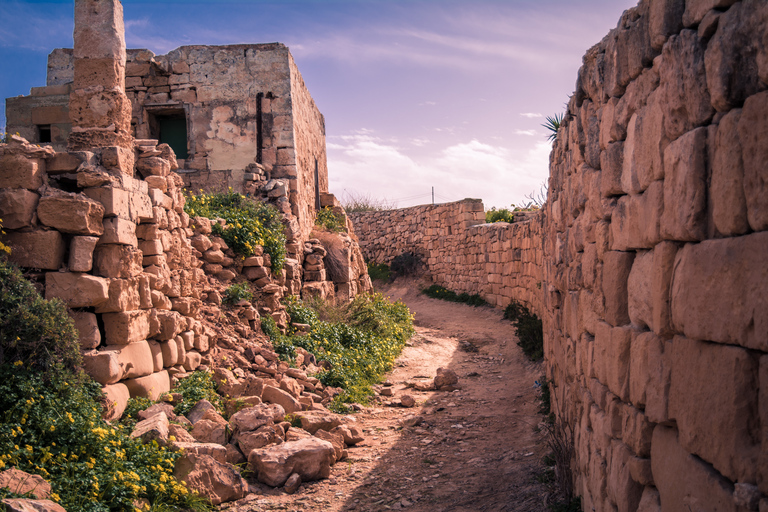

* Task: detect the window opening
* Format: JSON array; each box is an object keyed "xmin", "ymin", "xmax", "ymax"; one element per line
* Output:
[
  {"xmin": 147, "ymin": 108, "xmax": 188, "ymax": 160},
  {"xmin": 38, "ymin": 125, "xmax": 51, "ymax": 143}
]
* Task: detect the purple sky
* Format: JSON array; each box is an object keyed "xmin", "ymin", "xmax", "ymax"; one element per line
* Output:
[{"xmin": 1, "ymin": 0, "xmax": 638, "ymax": 209}]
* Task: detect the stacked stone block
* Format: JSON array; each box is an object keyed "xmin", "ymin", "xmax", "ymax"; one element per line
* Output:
[
  {"xmin": 350, "ymin": 199, "xmax": 544, "ymax": 313},
  {"xmin": 542, "ymin": 1, "xmax": 768, "ymax": 510}
]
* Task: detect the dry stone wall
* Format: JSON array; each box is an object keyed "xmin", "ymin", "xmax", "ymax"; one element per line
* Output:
[
  {"xmin": 350, "ymin": 200, "xmax": 544, "ymax": 313},
  {"xmin": 542, "ymin": 1, "xmax": 768, "ymax": 511},
  {"xmin": 351, "ymin": 1, "xmax": 768, "ymax": 510}
]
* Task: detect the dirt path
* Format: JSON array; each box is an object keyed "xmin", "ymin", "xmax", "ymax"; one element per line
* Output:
[{"xmin": 225, "ymin": 279, "xmax": 549, "ymax": 512}]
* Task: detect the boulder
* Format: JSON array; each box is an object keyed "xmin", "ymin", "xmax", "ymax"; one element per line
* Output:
[
  {"xmin": 314, "ymin": 429, "xmax": 345, "ymax": 462},
  {"xmin": 130, "ymin": 411, "xmax": 169, "ymax": 446},
  {"xmin": 1, "ymin": 499, "xmax": 66, "ymax": 512},
  {"xmin": 187, "ymin": 400, "xmax": 216, "ymax": 424},
  {"xmin": 293, "ymin": 411, "xmax": 344, "ymax": 435},
  {"xmin": 236, "ymin": 425, "xmax": 284, "ymax": 457},
  {"xmin": 190, "ymin": 419, "xmax": 227, "ymax": 445},
  {"xmin": 330, "ymin": 424, "xmax": 365, "ymax": 446},
  {"xmin": 229, "ymin": 404, "xmax": 285, "ymax": 433},
  {"xmin": 174, "ymin": 453, "xmax": 247, "ymax": 506},
  {"xmin": 434, "ymin": 367, "xmax": 459, "ymax": 391},
  {"xmin": 0, "ymin": 468, "xmax": 51, "ymax": 498},
  {"xmin": 261, "ymin": 385, "xmax": 302, "ymax": 414},
  {"xmin": 137, "ymin": 402, "xmax": 176, "ymax": 421},
  {"xmin": 248, "ymin": 437, "xmax": 336, "ymax": 487}
]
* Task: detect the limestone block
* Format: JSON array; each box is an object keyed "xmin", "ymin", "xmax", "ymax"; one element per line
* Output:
[
  {"xmin": 621, "ymin": 405, "xmax": 654, "ymax": 457},
  {"xmin": 651, "ymin": 425, "xmax": 737, "ymax": 512},
  {"xmin": 37, "ymin": 192, "xmax": 104, "ymax": 236},
  {"xmin": 93, "ymin": 244, "xmax": 142, "ymax": 278},
  {"xmin": 137, "ymin": 157, "xmax": 170, "ymax": 178},
  {"xmin": 0, "ymin": 154, "xmax": 43, "ymax": 190},
  {"xmin": 0, "ymin": 188, "xmax": 38, "ymax": 229},
  {"xmin": 98, "ymin": 217, "xmax": 137, "ymax": 245},
  {"xmin": 594, "ymin": 322, "xmax": 632, "ymax": 401},
  {"xmin": 637, "ymin": 486, "xmax": 661, "ymax": 512},
  {"xmin": 100, "ymin": 146, "xmax": 135, "ymax": 176},
  {"xmin": 173, "ymin": 452, "xmax": 247, "ymax": 505},
  {"xmin": 668, "ymin": 336, "xmax": 759, "ymax": 483},
  {"xmin": 610, "ymin": 181, "xmax": 663, "ymax": 251},
  {"xmin": 152, "ymin": 309, "xmax": 185, "ymax": 341},
  {"xmin": 102, "ymin": 310, "xmax": 150, "ymax": 345},
  {"xmin": 262, "ymin": 385, "xmax": 301, "ymax": 414},
  {"xmin": 74, "ymin": 57, "xmax": 124, "ymax": 89},
  {"xmin": 101, "ymin": 383, "xmax": 130, "ymax": 422},
  {"xmin": 650, "ymin": 241, "xmax": 677, "ymax": 337},
  {"xmin": 670, "ymin": 232, "xmax": 768, "ymax": 351},
  {"xmin": 82, "ymin": 350, "xmax": 122, "ymax": 385},
  {"xmin": 148, "ymin": 340, "xmax": 163, "ymax": 373},
  {"xmin": 710, "ymin": 109, "xmax": 748, "ymax": 236},
  {"xmin": 3, "ymin": 230, "xmax": 66, "ymax": 270},
  {"xmin": 660, "ymin": 127, "xmax": 708, "ymax": 242},
  {"xmin": 73, "ymin": 0, "xmax": 126, "ymax": 61},
  {"xmin": 46, "ymin": 152, "xmax": 84, "ymax": 174},
  {"xmin": 738, "ymin": 90, "xmax": 768, "ymax": 232},
  {"xmin": 45, "ymin": 271, "xmax": 108, "ymax": 307},
  {"xmin": 124, "ymin": 370, "xmax": 171, "ymax": 400},
  {"xmin": 136, "ymin": 223, "xmax": 159, "ymax": 241},
  {"xmin": 248, "ymin": 437, "xmax": 335, "ymax": 487},
  {"xmin": 68, "ymin": 235, "xmax": 98, "ymax": 272},
  {"xmin": 70, "ymin": 311, "xmax": 101, "ymax": 349},
  {"xmin": 683, "ymin": 0, "xmax": 738, "ymax": 27},
  {"xmin": 607, "ymin": 440, "xmax": 644, "ymax": 512},
  {"xmin": 658, "ymin": 30, "xmax": 714, "ymax": 141},
  {"xmin": 84, "ymin": 186, "xmax": 131, "ymax": 219},
  {"xmin": 68, "ymin": 88, "xmax": 131, "ymax": 133},
  {"xmin": 601, "ymin": 251, "xmax": 635, "ymax": 326},
  {"xmin": 94, "ymin": 277, "xmax": 140, "ymax": 313},
  {"xmin": 172, "ymin": 297, "xmax": 200, "ymax": 317},
  {"xmin": 649, "ymin": 0, "xmax": 685, "ymax": 50},
  {"xmin": 627, "ymin": 250, "xmax": 653, "ymax": 330},
  {"xmin": 704, "ymin": 1, "xmax": 766, "ymax": 111},
  {"xmin": 183, "ymin": 351, "xmax": 202, "ymax": 372},
  {"xmin": 160, "ymin": 340, "xmax": 179, "ymax": 368},
  {"xmin": 130, "ymin": 191, "xmax": 153, "ymax": 223},
  {"xmin": 601, "ymin": 142, "xmax": 624, "ymax": 197}
]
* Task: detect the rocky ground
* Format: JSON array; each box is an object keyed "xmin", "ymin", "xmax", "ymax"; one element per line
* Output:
[{"xmin": 224, "ymin": 278, "xmax": 550, "ymax": 512}]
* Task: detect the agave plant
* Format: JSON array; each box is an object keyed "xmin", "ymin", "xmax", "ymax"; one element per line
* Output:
[{"xmin": 542, "ymin": 113, "xmax": 565, "ymax": 142}]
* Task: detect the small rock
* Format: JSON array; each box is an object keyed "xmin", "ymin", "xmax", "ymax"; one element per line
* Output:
[
  {"xmin": 380, "ymin": 387, "xmax": 393, "ymax": 396},
  {"xmin": 131, "ymin": 411, "xmax": 169, "ymax": 445},
  {"xmin": 434, "ymin": 368, "xmax": 459, "ymax": 391},
  {"xmin": 400, "ymin": 395, "xmax": 416, "ymax": 408},
  {"xmin": 401, "ymin": 415, "xmax": 424, "ymax": 427},
  {"xmin": 138, "ymin": 402, "xmax": 176, "ymax": 421},
  {"xmin": 284, "ymin": 473, "xmax": 302, "ymax": 494},
  {"xmin": 249, "ymin": 437, "xmax": 335, "ymax": 487},
  {"xmin": 187, "ymin": 400, "xmax": 216, "ymax": 424}
]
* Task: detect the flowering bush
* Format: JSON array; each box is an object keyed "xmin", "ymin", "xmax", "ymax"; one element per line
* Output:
[{"xmin": 184, "ymin": 190, "xmax": 286, "ymax": 273}]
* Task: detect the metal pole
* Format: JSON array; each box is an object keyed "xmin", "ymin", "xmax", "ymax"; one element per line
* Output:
[{"xmin": 432, "ymin": 187, "xmax": 434, "ymax": 205}]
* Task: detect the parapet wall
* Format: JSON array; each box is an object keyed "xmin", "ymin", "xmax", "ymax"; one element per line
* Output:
[
  {"xmin": 350, "ymin": 200, "xmax": 544, "ymax": 314},
  {"xmin": 351, "ymin": 1, "xmax": 768, "ymax": 509}
]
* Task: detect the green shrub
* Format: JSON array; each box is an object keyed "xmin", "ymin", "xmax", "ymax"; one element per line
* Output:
[
  {"xmin": 173, "ymin": 371, "xmax": 222, "ymax": 417},
  {"xmin": 260, "ymin": 294, "xmax": 413, "ymax": 411},
  {"xmin": 285, "ymin": 295, "xmax": 319, "ymax": 328},
  {"xmin": 485, "ymin": 207, "xmax": 515, "ymax": 223},
  {"xmin": 0, "ymin": 257, "xmax": 81, "ymax": 375},
  {"xmin": 390, "ymin": 251, "xmax": 420, "ymax": 277},
  {"xmin": 366, "ymin": 262, "xmax": 391, "ymax": 282},
  {"xmin": 0, "ymin": 364, "xmax": 212, "ymax": 511},
  {"xmin": 223, "ymin": 282, "xmax": 253, "ymax": 305},
  {"xmin": 315, "ymin": 207, "xmax": 345, "ymax": 233},
  {"xmin": 184, "ymin": 191, "xmax": 286, "ymax": 273},
  {"xmin": 504, "ymin": 299, "xmax": 544, "ymax": 361},
  {"xmin": 422, "ymin": 284, "xmax": 487, "ymax": 307}
]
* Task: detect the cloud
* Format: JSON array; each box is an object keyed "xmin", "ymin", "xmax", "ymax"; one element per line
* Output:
[
  {"xmin": 520, "ymin": 112, "xmax": 542, "ymax": 119},
  {"xmin": 515, "ymin": 129, "xmax": 538, "ymax": 136},
  {"xmin": 327, "ymin": 133, "xmax": 550, "ymax": 209}
]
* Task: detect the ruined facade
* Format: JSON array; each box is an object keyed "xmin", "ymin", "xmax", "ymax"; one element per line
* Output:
[
  {"xmin": 6, "ymin": 41, "xmax": 327, "ymax": 236},
  {"xmin": 353, "ymin": 1, "xmax": 768, "ymax": 510}
]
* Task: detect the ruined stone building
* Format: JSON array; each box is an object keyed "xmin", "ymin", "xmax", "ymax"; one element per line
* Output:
[{"xmin": 6, "ymin": 41, "xmax": 327, "ymax": 235}]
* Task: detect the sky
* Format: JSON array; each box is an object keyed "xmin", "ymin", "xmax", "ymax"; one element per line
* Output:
[{"xmin": 0, "ymin": 0, "xmax": 638, "ymax": 209}]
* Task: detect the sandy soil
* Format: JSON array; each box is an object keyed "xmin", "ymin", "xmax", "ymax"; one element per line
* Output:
[{"xmin": 224, "ymin": 278, "xmax": 549, "ymax": 512}]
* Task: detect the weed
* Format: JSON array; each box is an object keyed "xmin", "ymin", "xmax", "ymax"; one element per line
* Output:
[
  {"xmin": 184, "ymin": 190, "xmax": 286, "ymax": 273},
  {"xmin": 340, "ymin": 191, "xmax": 395, "ymax": 212},
  {"xmin": 504, "ymin": 300, "xmax": 543, "ymax": 361},
  {"xmin": 485, "ymin": 207, "xmax": 515, "ymax": 223},
  {"xmin": 315, "ymin": 207, "xmax": 346, "ymax": 232},
  {"xmin": 172, "ymin": 371, "xmax": 222, "ymax": 417},
  {"xmin": 366, "ymin": 262, "xmax": 391, "ymax": 282},
  {"xmin": 390, "ymin": 251, "xmax": 420, "ymax": 277},
  {"xmin": 223, "ymin": 282, "xmax": 253, "ymax": 305},
  {"xmin": 543, "ymin": 113, "xmax": 564, "ymax": 142},
  {"xmin": 422, "ymin": 284, "xmax": 487, "ymax": 307},
  {"xmin": 0, "ymin": 219, "xmax": 10, "ymax": 255}
]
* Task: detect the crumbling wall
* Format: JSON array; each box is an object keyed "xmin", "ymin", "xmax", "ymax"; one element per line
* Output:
[
  {"xmin": 350, "ymin": 200, "xmax": 544, "ymax": 312},
  {"xmin": 543, "ymin": 1, "xmax": 768, "ymax": 511}
]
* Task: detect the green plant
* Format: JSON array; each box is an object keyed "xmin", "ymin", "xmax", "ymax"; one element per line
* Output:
[
  {"xmin": 260, "ymin": 293, "xmax": 414, "ymax": 409},
  {"xmin": 0, "ymin": 257, "xmax": 81, "ymax": 374},
  {"xmin": 120, "ymin": 397, "xmax": 154, "ymax": 429},
  {"xmin": 315, "ymin": 207, "xmax": 345, "ymax": 233},
  {"xmin": 366, "ymin": 262, "xmax": 391, "ymax": 282},
  {"xmin": 422, "ymin": 285, "xmax": 487, "ymax": 307},
  {"xmin": 0, "ymin": 364, "xmax": 212, "ymax": 511},
  {"xmin": 284, "ymin": 295, "xmax": 319, "ymax": 329},
  {"xmin": 184, "ymin": 190, "xmax": 286, "ymax": 273},
  {"xmin": 222, "ymin": 282, "xmax": 253, "ymax": 305},
  {"xmin": 543, "ymin": 113, "xmax": 564, "ymax": 142},
  {"xmin": 172, "ymin": 371, "xmax": 222, "ymax": 417},
  {"xmin": 504, "ymin": 299, "xmax": 544, "ymax": 361},
  {"xmin": 485, "ymin": 207, "xmax": 515, "ymax": 223},
  {"xmin": 0, "ymin": 219, "xmax": 10, "ymax": 255},
  {"xmin": 390, "ymin": 251, "xmax": 420, "ymax": 277}
]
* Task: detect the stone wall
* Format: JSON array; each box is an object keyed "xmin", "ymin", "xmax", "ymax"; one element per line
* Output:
[
  {"xmin": 542, "ymin": 1, "xmax": 768, "ymax": 510},
  {"xmin": 350, "ymin": 200, "xmax": 544, "ymax": 313},
  {"xmin": 350, "ymin": 1, "xmax": 768, "ymax": 509}
]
